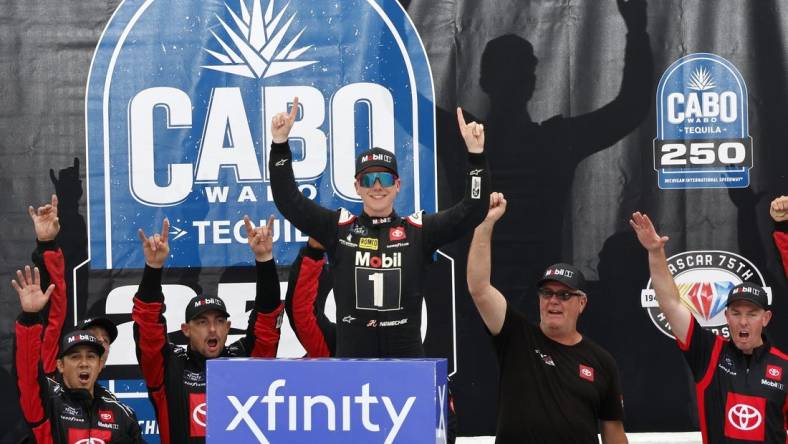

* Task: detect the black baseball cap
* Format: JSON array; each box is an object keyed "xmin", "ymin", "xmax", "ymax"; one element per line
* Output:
[
  {"xmin": 60, "ymin": 330, "xmax": 105, "ymax": 358},
  {"xmin": 537, "ymin": 263, "xmax": 587, "ymax": 293},
  {"xmin": 726, "ymin": 283, "xmax": 770, "ymax": 309},
  {"xmin": 355, "ymin": 147, "xmax": 398, "ymax": 176},
  {"xmin": 78, "ymin": 316, "xmax": 118, "ymax": 344},
  {"xmin": 184, "ymin": 295, "xmax": 230, "ymax": 322}
]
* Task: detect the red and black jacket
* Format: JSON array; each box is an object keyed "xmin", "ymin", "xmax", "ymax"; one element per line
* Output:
[
  {"xmin": 31, "ymin": 239, "xmax": 69, "ymax": 376},
  {"xmin": 270, "ymin": 140, "xmax": 489, "ymax": 357},
  {"xmin": 678, "ymin": 317, "xmax": 788, "ymax": 443},
  {"xmin": 284, "ymin": 245, "xmax": 335, "ymax": 357},
  {"xmin": 774, "ymin": 220, "xmax": 788, "ymax": 277},
  {"xmin": 132, "ymin": 259, "xmax": 283, "ymax": 444},
  {"xmin": 15, "ymin": 312, "xmax": 141, "ymax": 443}
]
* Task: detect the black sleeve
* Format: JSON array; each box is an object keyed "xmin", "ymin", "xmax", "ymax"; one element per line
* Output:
[
  {"xmin": 255, "ymin": 259, "xmax": 281, "ymax": 313},
  {"xmin": 677, "ymin": 317, "xmax": 721, "ymax": 382},
  {"xmin": 31, "ymin": 239, "xmax": 58, "ymax": 289},
  {"xmin": 491, "ymin": 302, "xmax": 535, "ymax": 359},
  {"xmin": 135, "ymin": 265, "xmax": 164, "ymax": 303},
  {"xmin": 598, "ymin": 352, "xmax": 625, "ymax": 421},
  {"xmin": 421, "ymin": 152, "xmax": 490, "ymax": 252},
  {"xmin": 268, "ymin": 141, "xmax": 339, "ymax": 251}
]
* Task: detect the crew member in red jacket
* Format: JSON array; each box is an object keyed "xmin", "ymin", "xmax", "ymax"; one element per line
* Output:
[
  {"xmin": 770, "ymin": 195, "xmax": 788, "ymax": 277},
  {"xmin": 132, "ymin": 216, "xmax": 283, "ymax": 444}
]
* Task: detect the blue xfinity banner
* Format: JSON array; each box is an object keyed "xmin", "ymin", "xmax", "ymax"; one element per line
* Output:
[
  {"xmin": 207, "ymin": 358, "xmax": 448, "ymax": 443},
  {"xmin": 654, "ymin": 53, "xmax": 753, "ymax": 189},
  {"xmin": 86, "ymin": 0, "xmax": 436, "ymax": 269}
]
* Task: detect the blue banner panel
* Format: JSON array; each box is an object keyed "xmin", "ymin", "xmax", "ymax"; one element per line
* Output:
[
  {"xmin": 206, "ymin": 358, "xmax": 448, "ymax": 443},
  {"xmin": 86, "ymin": 0, "xmax": 436, "ymax": 270}
]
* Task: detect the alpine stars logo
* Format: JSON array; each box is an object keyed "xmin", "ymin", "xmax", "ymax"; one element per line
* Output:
[
  {"xmin": 640, "ymin": 251, "xmax": 771, "ymax": 339},
  {"xmin": 654, "ymin": 53, "xmax": 753, "ymax": 189},
  {"xmin": 86, "ymin": 0, "xmax": 437, "ymax": 269}
]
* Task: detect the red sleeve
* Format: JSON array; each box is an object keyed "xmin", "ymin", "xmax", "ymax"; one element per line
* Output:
[
  {"xmin": 40, "ymin": 249, "xmax": 67, "ymax": 375},
  {"xmin": 291, "ymin": 255, "xmax": 331, "ymax": 358},
  {"xmin": 131, "ymin": 297, "xmax": 170, "ymax": 390},
  {"xmin": 250, "ymin": 303, "xmax": 284, "ymax": 358},
  {"xmin": 15, "ymin": 315, "xmax": 54, "ymax": 443},
  {"xmin": 773, "ymin": 230, "xmax": 788, "ymax": 277}
]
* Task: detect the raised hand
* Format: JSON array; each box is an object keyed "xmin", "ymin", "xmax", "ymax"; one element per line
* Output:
[
  {"xmin": 244, "ymin": 215, "xmax": 276, "ymax": 262},
  {"xmin": 629, "ymin": 211, "xmax": 669, "ymax": 252},
  {"xmin": 137, "ymin": 219, "xmax": 170, "ymax": 268},
  {"xmin": 485, "ymin": 192, "xmax": 507, "ymax": 224},
  {"xmin": 456, "ymin": 107, "xmax": 485, "ymax": 154},
  {"xmin": 28, "ymin": 194, "xmax": 60, "ymax": 242},
  {"xmin": 617, "ymin": 0, "xmax": 647, "ymax": 33},
  {"xmin": 271, "ymin": 97, "xmax": 300, "ymax": 144},
  {"xmin": 770, "ymin": 196, "xmax": 788, "ymax": 222},
  {"xmin": 11, "ymin": 265, "xmax": 55, "ymax": 313}
]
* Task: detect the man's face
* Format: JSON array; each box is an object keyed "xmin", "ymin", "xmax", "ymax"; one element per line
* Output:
[
  {"xmin": 181, "ymin": 310, "xmax": 231, "ymax": 358},
  {"xmin": 56, "ymin": 345, "xmax": 101, "ymax": 393},
  {"xmin": 86, "ymin": 326, "xmax": 111, "ymax": 369},
  {"xmin": 725, "ymin": 301, "xmax": 772, "ymax": 354},
  {"xmin": 354, "ymin": 167, "xmax": 400, "ymax": 217},
  {"xmin": 538, "ymin": 281, "xmax": 586, "ymax": 333}
]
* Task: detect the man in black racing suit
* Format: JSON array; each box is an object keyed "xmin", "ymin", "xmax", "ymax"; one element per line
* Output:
[{"xmin": 269, "ymin": 99, "xmax": 489, "ymax": 357}]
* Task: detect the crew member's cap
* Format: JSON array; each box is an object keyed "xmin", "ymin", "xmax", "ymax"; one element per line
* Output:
[
  {"xmin": 60, "ymin": 330, "xmax": 105, "ymax": 358},
  {"xmin": 355, "ymin": 147, "xmax": 398, "ymax": 176},
  {"xmin": 537, "ymin": 263, "xmax": 587, "ymax": 294},
  {"xmin": 726, "ymin": 283, "xmax": 770, "ymax": 309},
  {"xmin": 184, "ymin": 295, "xmax": 230, "ymax": 322},
  {"xmin": 78, "ymin": 316, "xmax": 118, "ymax": 344}
]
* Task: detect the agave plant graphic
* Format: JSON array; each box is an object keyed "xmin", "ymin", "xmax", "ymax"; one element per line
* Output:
[
  {"xmin": 203, "ymin": 0, "xmax": 316, "ymax": 79},
  {"xmin": 687, "ymin": 67, "xmax": 716, "ymax": 91}
]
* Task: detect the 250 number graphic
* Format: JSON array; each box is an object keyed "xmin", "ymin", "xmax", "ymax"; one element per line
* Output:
[{"xmin": 653, "ymin": 139, "xmax": 752, "ymax": 169}]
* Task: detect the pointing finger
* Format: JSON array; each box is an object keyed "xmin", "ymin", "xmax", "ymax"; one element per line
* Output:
[
  {"xmin": 161, "ymin": 218, "xmax": 170, "ymax": 243},
  {"xmin": 456, "ymin": 107, "xmax": 467, "ymax": 129},
  {"xmin": 289, "ymin": 97, "xmax": 299, "ymax": 122}
]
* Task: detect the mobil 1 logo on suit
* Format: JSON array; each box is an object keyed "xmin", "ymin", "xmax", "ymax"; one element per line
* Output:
[
  {"xmin": 85, "ymin": 0, "xmax": 436, "ymax": 269},
  {"xmin": 654, "ymin": 53, "xmax": 753, "ymax": 189},
  {"xmin": 355, "ymin": 251, "xmax": 402, "ymax": 311}
]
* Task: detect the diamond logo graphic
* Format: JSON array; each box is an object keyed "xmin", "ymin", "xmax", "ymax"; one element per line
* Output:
[
  {"xmin": 203, "ymin": 0, "xmax": 317, "ymax": 79},
  {"xmin": 678, "ymin": 280, "xmax": 732, "ymax": 321}
]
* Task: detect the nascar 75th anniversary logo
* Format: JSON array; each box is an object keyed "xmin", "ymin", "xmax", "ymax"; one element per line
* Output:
[
  {"xmin": 641, "ymin": 250, "xmax": 771, "ymax": 339},
  {"xmin": 86, "ymin": 0, "xmax": 436, "ymax": 269},
  {"xmin": 654, "ymin": 53, "xmax": 753, "ymax": 189}
]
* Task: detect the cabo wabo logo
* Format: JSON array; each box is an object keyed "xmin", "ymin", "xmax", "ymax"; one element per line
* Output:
[
  {"xmin": 654, "ymin": 53, "xmax": 753, "ymax": 189},
  {"xmin": 641, "ymin": 251, "xmax": 771, "ymax": 339},
  {"xmin": 86, "ymin": 0, "xmax": 436, "ymax": 269}
]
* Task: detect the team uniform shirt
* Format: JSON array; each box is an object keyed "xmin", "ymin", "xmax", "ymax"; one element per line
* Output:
[
  {"xmin": 132, "ymin": 260, "xmax": 283, "ymax": 444},
  {"xmin": 15, "ymin": 312, "xmax": 141, "ymax": 443},
  {"xmin": 270, "ymin": 140, "xmax": 490, "ymax": 357},
  {"xmin": 492, "ymin": 304, "xmax": 624, "ymax": 444},
  {"xmin": 774, "ymin": 221, "xmax": 788, "ymax": 277},
  {"xmin": 678, "ymin": 318, "xmax": 788, "ymax": 443}
]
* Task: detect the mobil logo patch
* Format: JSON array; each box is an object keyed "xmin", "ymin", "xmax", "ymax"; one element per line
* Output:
[
  {"xmin": 86, "ymin": 0, "xmax": 436, "ymax": 269},
  {"xmin": 640, "ymin": 251, "xmax": 771, "ymax": 340},
  {"xmin": 654, "ymin": 53, "xmax": 753, "ymax": 189}
]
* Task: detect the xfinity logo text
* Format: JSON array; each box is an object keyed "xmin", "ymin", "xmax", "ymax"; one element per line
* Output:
[{"xmin": 226, "ymin": 379, "xmax": 415, "ymax": 443}]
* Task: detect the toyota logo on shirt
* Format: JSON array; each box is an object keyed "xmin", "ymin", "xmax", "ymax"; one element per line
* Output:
[
  {"xmin": 766, "ymin": 365, "xmax": 783, "ymax": 381},
  {"xmin": 74, "ymin": 439, "xmax": 106, "ymax": 444},
  {"xmin": 724, "ymin": 393, "xmax": 765, "ymax": 441},
  {"xmin": 189, "ymin": 393, "xmax": 207, "ymax": 437},
  {"xmin": 578, "ymin": 364, "xmax": 594, "ymax": 382}
]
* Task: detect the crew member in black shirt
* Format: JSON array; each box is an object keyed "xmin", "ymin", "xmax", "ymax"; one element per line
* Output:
[
  {"xmin": 632, "ymin": 211, "xmax": 788, "ymax": 443},
  {"xmin": 467, "ymin": 192, "xmax": 627, "ymax": 443}
]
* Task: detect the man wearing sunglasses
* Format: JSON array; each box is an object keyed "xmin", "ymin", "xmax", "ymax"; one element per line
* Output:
[
  {"xmin": 269, "ymin": 97, "xmax": 489, "ymax": 357},
  {"xmin": 467, "ymin": 192, "xmax": 628, "ymax": 443}
]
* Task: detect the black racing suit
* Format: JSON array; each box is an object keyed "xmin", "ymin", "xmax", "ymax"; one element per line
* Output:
[
  {"xmin": 270, "ymin": 140, "xmax": 489, "ymax": 357},
  {"xmin": 132, "ymin": 259, "xmax": 283, "ymax": 444},
  {"xmin": 15, "ymin": 312, "xmax": 142, "ymax": 443}
]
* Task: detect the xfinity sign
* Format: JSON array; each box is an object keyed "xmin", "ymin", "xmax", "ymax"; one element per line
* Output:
[
  {"xmin": 207, "ymin": 359, "xmax": 448, "ymax": 443},
  {"xmin": 86, "ymin": 0, "xmax": 436, "ymax": 269}
]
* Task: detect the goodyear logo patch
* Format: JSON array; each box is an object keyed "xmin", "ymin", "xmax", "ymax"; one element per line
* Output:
[
  {"xmin": 359, "ymin": 237, "xmax": 379, "ymax": 250},
  {"xmin": 654, "ymin": 53, "xmax": 753, "ymax": 189},
  {"xmin": 85, "ymin": 0, "xmax": 436, "ymax": 269}
]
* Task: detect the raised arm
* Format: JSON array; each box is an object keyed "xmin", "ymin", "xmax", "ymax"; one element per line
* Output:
[
  {"xmin": 28, "ymin": 194, "xmax": 68, "ymax": 376},
  {"xmin": 12, "ymin": 265, "xmax": 56, "ymax": 443},
  {"xmin": 235, "ymin": 215, "xmax": 284, "ymax": 358},
  {"xmin": 132, "ymin": 219, "xmax": 173, "ymax": 390},
  {"xmin": 268, "ymin": 97, "xmax": 338, "ymax": 249},
  {"xmin": 630, "ymin": 212, "xmax": 692, "ymax": 344},
  {"xmin": 770, "ymin": 195, "xmax": 788, "ymax": 277},
  {"xmin": 422, "ymin": 108, "xmax": 490, "ymax": 250},
  {"xmin": 467, "ymin": 192, "xmax": 508, "ymax": 334}
]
